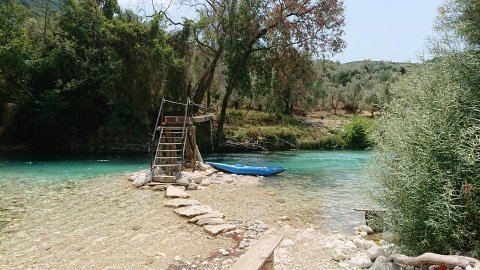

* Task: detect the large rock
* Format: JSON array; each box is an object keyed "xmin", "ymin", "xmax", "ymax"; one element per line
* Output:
[
  {"xmin": 331, "ymin": 248, "xmax": 348, "ymax": 261},
  {"xmin": 188, "ymin": 212, "xmax": 225, "ymax": 223},
  {"xmin": 164, "ymin": 198, "xmax": 201, "ymax": 208},
  {"xmin": 174, "ymin": 205, "xmax": 213, "ymax": 217},
  {"xmin": 197, "ymin": 217, "xmax": 225, "ymax": 226},
  {"xmin": 132, "ymin": 170, "xmax": 152, "ymax": 187},
  {"xmin": 354, "ymin": 225, "xmax": 374, "ymax": 235},
  {"xmin": 165, "ymin": 186, "xmax": 189, "ymax": 198},
  {"xmin": 352, "ymin": 237, "xmax": 374, "ymax": 250},
  {"xmin": 367, "ymin": 245, "xmax": 387, "ymax": 261},
  {"xmin": 349, "ymin": 255, "xmax": 373, "ymax": 268},
  {"xmin": 176, "ymin": 177, "xmax": 190, "ymax": 186},
  {"xmin": 203, "ymin": 224, "xmax": 236, "ymax": 236},
  {"xmin": 370, "ymin": 256, "xmax": 401, "ymax": 270},
  {"xmin": 187, "ymin": 183, "xmax": 199, "ymax": 190}
]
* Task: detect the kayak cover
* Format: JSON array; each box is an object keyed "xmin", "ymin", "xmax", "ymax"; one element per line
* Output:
[{"xmin": 207, "ymin": 162, "xmax": 285, "ymax": 176}]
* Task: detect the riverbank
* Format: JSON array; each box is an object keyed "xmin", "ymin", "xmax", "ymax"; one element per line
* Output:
[
  {"xmin": 0, "ymin": 162, "xmax": 385, "ymax": 269},
  {"xmin": 221, "ymin": 109, "xmax": 375, "ymax": 152}
]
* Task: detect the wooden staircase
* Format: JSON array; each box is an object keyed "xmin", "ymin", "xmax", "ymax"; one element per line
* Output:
[{"xmin": 151, "ymin": 98, "xmax": 190, "ymax": 180}]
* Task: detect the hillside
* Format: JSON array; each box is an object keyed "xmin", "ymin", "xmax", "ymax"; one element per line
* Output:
[{"xmin": 18, "ymin": 0, "xmax": 64, "ymax": 17}]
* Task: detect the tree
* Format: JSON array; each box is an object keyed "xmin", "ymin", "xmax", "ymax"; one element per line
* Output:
[
  {"xmin": 369, "ymin": 0, "xmax": 480, "ymax": 257},
  {"xmin": 0, "ymin": 0, "xmax": 35, "ymax": 103}
]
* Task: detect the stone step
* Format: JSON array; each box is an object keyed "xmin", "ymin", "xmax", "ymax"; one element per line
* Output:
[
  {"xmin": 152, "ymin": 175, "xmax": 176, "ymax": 183},
  {"xmin": 165, "ymin": 186, "xmax": 189, "ymax": 198},
  {"xmin": 174, "ymin": 205, "xmax": 213, "ymax": 217},
  {"xmin": 203, "ymin": 224, "xmax": 236, "ymax": 236},
  {"xmin": 164, "ymin": 198, "xmax": 201, "ymax": 208}
]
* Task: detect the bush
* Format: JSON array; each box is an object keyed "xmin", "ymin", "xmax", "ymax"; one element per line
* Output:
[
  {"xmin": 342, "ymin": 117, "xmax": 373, "ymax": 149},
  {"xmin": 368, "ymin": 54, "xmax": 480, "ymax": 256}
]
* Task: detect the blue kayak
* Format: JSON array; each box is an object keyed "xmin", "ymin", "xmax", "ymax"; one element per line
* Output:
[{"xmin": 207, "ymin": 162, "xmax": 285, "ymax": 176}]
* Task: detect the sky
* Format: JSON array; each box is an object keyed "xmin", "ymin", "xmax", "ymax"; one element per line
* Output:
[
  {"xmin": 118, "ymin": 0, "xmax": 445, "ymax": 63},
  {"xmin": 334, "ymin": 0, "xmax": 445, "ymax": 63}
]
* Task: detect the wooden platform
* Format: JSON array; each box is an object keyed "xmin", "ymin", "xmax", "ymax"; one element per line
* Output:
[
  {"xmin": 162, "ymin": 114, "xmax": 216, "ymax": 126},
  {"xmin": 230, "ymin": 234, "xmax": 283, "ymax": 270}
]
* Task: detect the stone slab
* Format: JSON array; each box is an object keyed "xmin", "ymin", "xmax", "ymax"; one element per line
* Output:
[
  {"xmin": 164, "ymin": 198, "xmax": 201, "ymax": 208},
  {"xmin": 165, "ymin": 186, "xmax": 190, "ymax": 198},
  {"xmin": 189, "ymin": 212, "xmax": 225, "ymax": 223},
  {"xmin": 203, "ymin": 224, "xmax": 236, "ymax": 236},
  {"xmin": 174, "ymin": 205, "xmax": 213, "ymax": 217},
  {"xmin": 197, "ymin": 218, "xmax": 225, "ymax": 226}
]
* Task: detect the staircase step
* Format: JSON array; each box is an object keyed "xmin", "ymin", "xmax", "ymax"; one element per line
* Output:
[
  {"xmin": 155, "ymin": 157, "xmax": 182, "ymax": 159},
  {"xmin": 159, "ymin": 126, "xmax": 186, "ymax": 130},
  {"xmin": 158, "ymin": 143, "xmax": 183, "ymax": 145},
  {"xmin": 157, "ymin": 149, "xmax": 182, "ymax": 152},
  {"xmin": 153, "ymin": 164, "xmax": 181, "ymax": 167},
  {"xmin": 152, "ymin": 175, "xmax": 176, "ymax": 183}
]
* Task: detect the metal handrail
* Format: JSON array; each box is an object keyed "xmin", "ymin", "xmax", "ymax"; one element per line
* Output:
[
  {"xmin": 181, "ymin": 98, "xmax": 190, "ymax": 169},
  {"xmin": 152, "ymin": 98, "xmax": 165, "ymax": 141}
]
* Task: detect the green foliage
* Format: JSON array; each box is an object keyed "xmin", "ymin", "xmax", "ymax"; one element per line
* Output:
[
  {"xmin": 341, "ymin": 117, "xmax": 373, "ymax": 149},
  {"xmin": 368, "ymin": 54, "xmax": 480, "ymax": 256},
  {"xmin": 0, "ymin": 0, "xmax": 35, "ymax": 102},
  {"xmin": 321, "ymin": 60, "xmax": 413, "ymax": 115}
]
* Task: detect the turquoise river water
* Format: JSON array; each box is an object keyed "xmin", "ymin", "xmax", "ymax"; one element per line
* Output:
[{"xmin": 0, "ymin": 150, "xmax": 374, "ymax": 231}]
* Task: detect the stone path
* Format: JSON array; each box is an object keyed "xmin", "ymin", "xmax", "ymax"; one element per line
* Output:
[{"xmin": 164, "ymin": 186, "xmax": 237, "ymax": 236}]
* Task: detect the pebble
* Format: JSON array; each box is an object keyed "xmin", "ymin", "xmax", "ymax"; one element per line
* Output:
[
  {"xmin": 175, "ymin": 255, "xmax": 181, "ymax": 262},
  {"xmin": 275, "ymin": 198, "xmax": 286, "ymax": 203},
  {"xmin": 132, "ymin": 225, "xmax": 141, "ymax": 231},
  {"xmin": 219, "ymin": 249, "xmax": 230, "ymax": 256}
]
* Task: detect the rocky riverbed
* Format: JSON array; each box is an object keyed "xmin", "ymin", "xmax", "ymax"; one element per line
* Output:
[{"xmin": 0, "ymin": 165, "xmax": 393, "ymax": 270}]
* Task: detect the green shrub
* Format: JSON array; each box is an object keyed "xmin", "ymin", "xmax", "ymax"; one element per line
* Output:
[
  {"xmin": 341, "ymin": 117, "xmax": 373, "ymax": 149},
  {"xmin": 297, "ymin": 134, "xmax": 345, "ymax": 150},
  {"xmin": 368, "ymin": 54, "xmax": 480, "ymax": 256}
]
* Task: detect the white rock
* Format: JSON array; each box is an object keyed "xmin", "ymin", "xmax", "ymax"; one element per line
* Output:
[
  {"xmin": 201, "ymin": 261, "xmax": 209, "ymax": 266},
  {"xmin": 338, "ymin": 262, "xmax": 350, "ymax": 268},
  {"xmin": 175, "ymin": 255, "xmax": 181, "ymax": 262},
  {"xmin": 164, "ymin": 198, "xmax": 200, "ymax": 208},
  {"xmin": 187, "ymin": 183, "xmax": 199, "ymax": 190},
  {"xmin": 176, "ymin": 177, "xmax": 190, "ymax": 186},
  {"xmin": 370, "ymin": 256, "xmax": 401, "ymax": 270},
  {"xmin": 133, "ymin": 170, "xmax": 152, "ymax": 187},
  {"xmin": 174, "ymin": 205, "xmax": 213, "ymax": 217},
  {"xmin": 200, "ymin": 179, "xmax": 211, "ymax": 186},
  {"xmin": 331, "ymin": 248, "xmax": 348, "ymax": 261},
  {"xmin": 354, "ymin": 225, "xmax": 374, "ymax": 235},
  {"xmin": 352, "ymin": 237, "xmax": 374, "ymax": 250},
  {"xmin": 165, "ymin": 186, "xmax": 189, "ymax": 198},
  {"xmin": 203, "ymin": 224, "xmax": 236, "ymax": 236},
  {"xmin": 367, "ymin": 245, "xmax": 386, "ymax": 261},
  {"xmin": 349, "ymin": 255, "xmax": 373, "ymax": 268},
  {"xmin": 219, "ymin": 249, "xmax": 230, "ymax": 256},
  {"xmin": 280, "ymin": 239, "xmax": 295, "ymax": 247}
]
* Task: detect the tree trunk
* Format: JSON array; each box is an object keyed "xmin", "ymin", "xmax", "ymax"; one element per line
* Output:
[
  {"xmin": 388, "ymin": 253, "xmax": 480, "ymax": 270},
  {"xmin": 216, "ymin": 82, "xmax": 235, "ymax": 147},
  {"xmin": 192, "ymin": 46, "xmax": 224, "ymax": 109}
]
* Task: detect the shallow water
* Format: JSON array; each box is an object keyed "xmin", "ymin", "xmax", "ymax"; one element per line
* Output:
[
  {"xmin": 0, "ymin": 151, "xmax": 374, "ymax": 231},
  {"xmin": 207, "ymin": 151, "xmax": 375, "ymax": 230}
]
